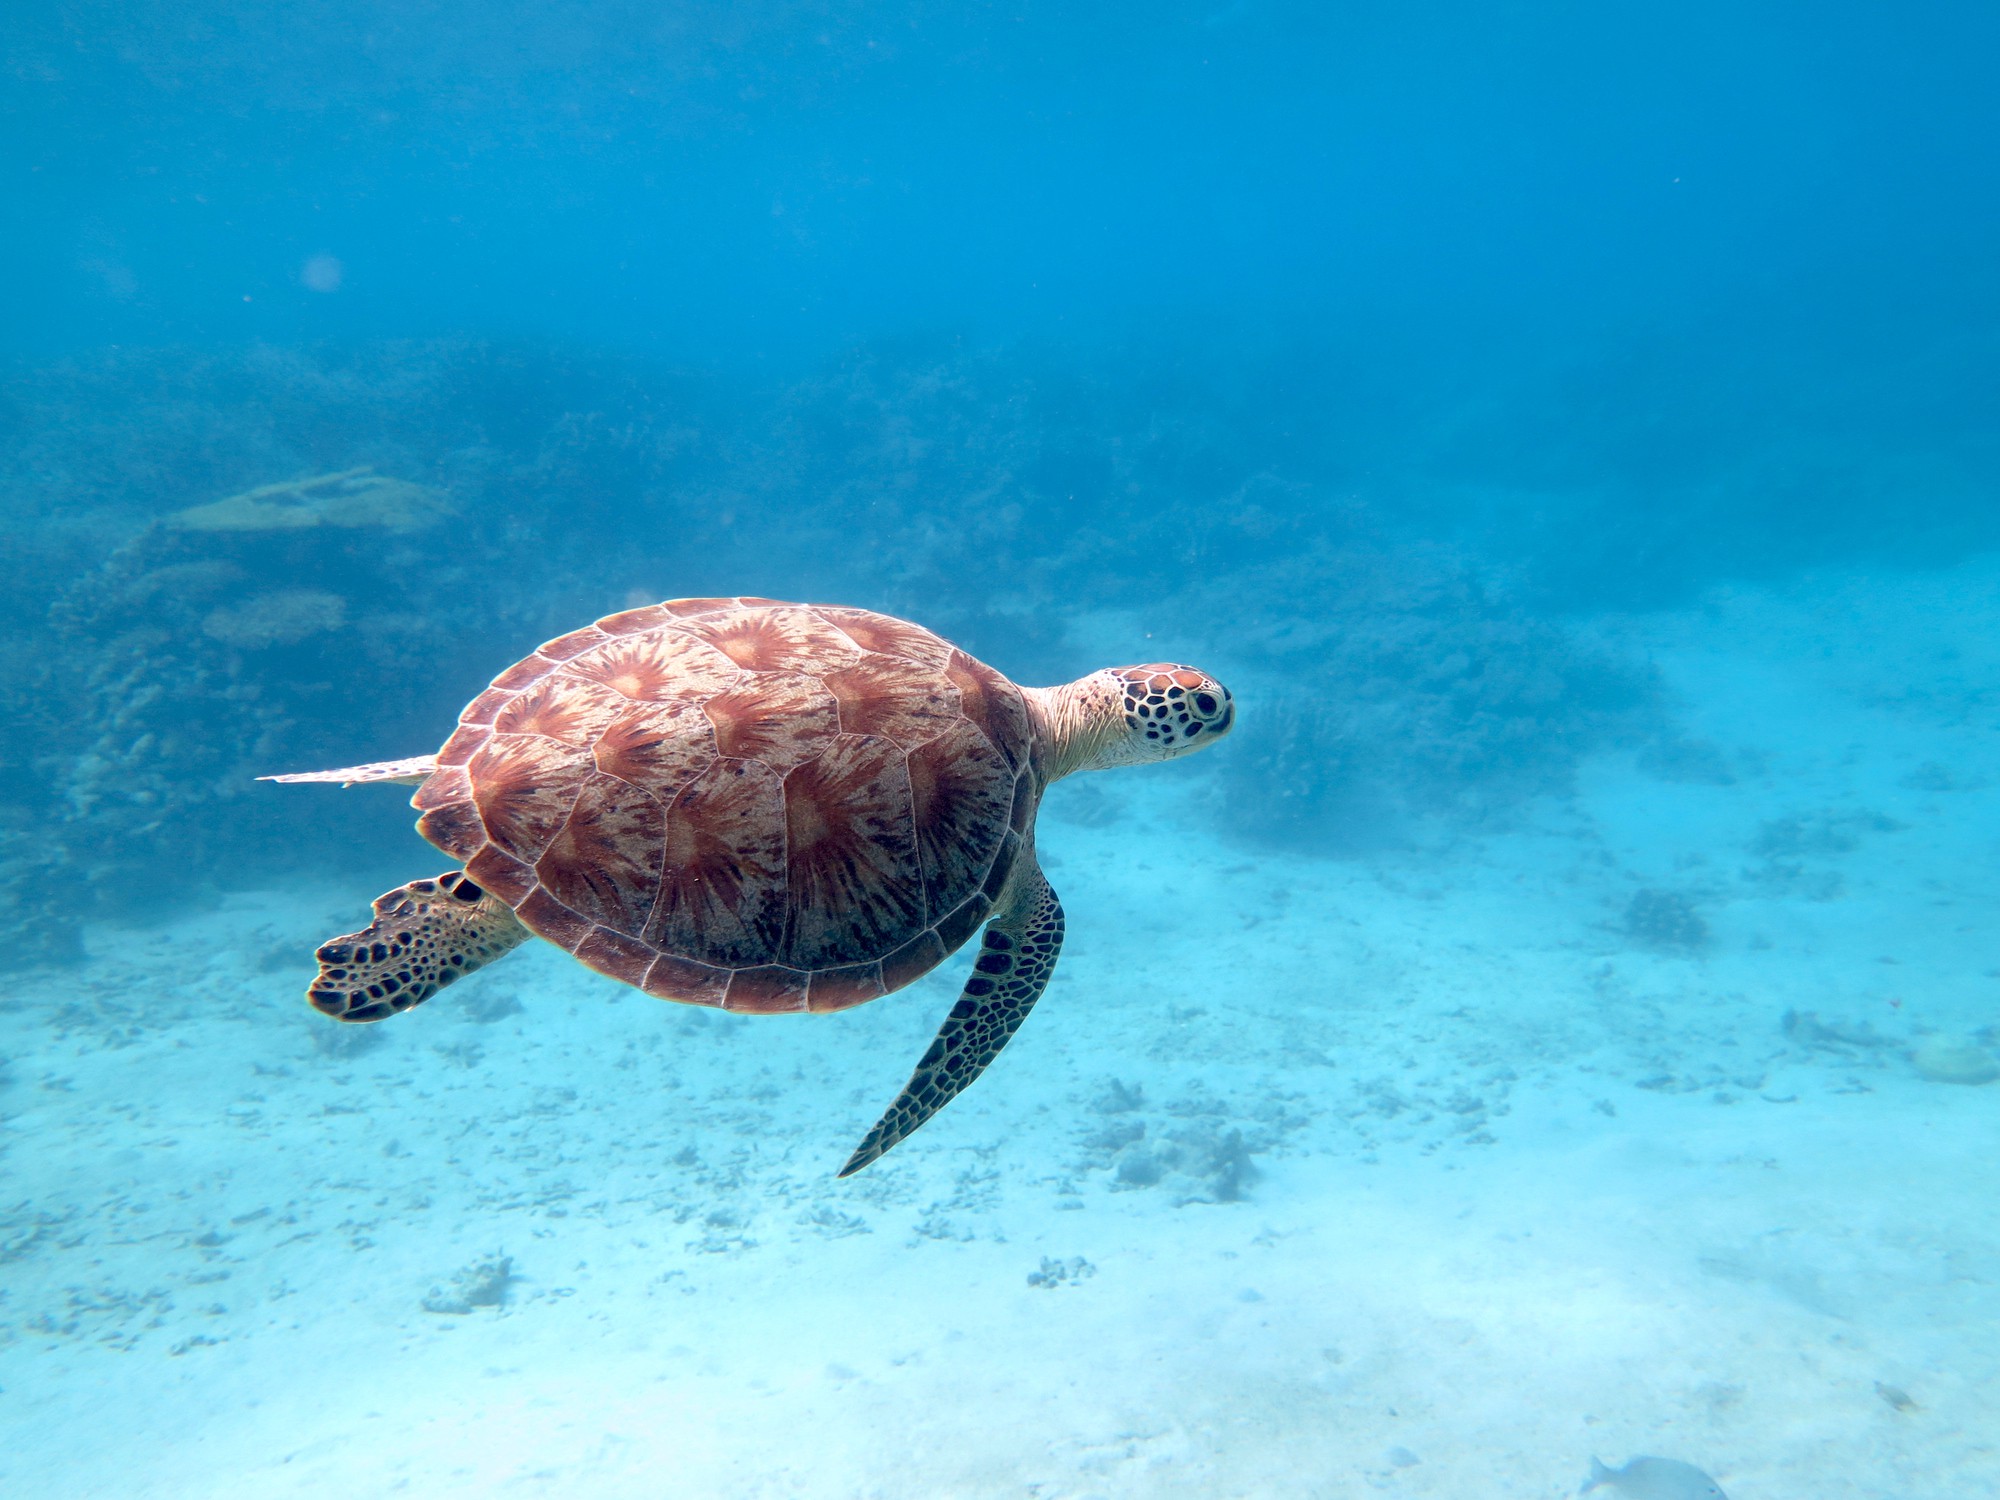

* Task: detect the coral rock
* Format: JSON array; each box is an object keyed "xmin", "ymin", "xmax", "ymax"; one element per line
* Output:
[
  {"xmin": 1911, "ymin": 1036, "xmax": 1999, "ymax": 1086},
  {"xmin": 172, "ymin": 467, "xmax": 451, "ymax": 534}
]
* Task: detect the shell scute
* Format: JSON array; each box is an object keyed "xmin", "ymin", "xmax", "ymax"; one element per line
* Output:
[
  {"xmin": 643, "ymin": 950, "xmax": 732, "ymax": 1007},
  {"xmin": 944, "ymin": 650, "xmax": 1032, "ymax": 771},
  {"xmin": 457, "ymin": 689, "xmax": 517, "ymax": 728},
  {"xmin": 812, "ymin": 606, "xmax": 956, "ymax": 669},
  {"xmin": 1007, "ymin": 766, "xmax": 1036, "ymax": 834},
  {"xmin": 516, "ymin": 885, "xmax": 594, "ymax": 953},
  {"xmin": 907, "ymin": 720, "xmax": 1018, "ymax": 920},
  {"xmin": 702, "ymin": 675, "xmax": 841, "ymax": 771},
  {"xmin": 982, "ymin": 831, "xmax": 1024, "ymax": 903},
  {"xmin": 645, "ymin": 758, "xmax": 789, "ymax": 966},
  {"xmin": 464, "ymin": 844, "xmax": 536, "ymax": 905},
  {"xmin": 535, "ymin": 772, "xmax": 665, "ymax": 935},
  {"xmin": 881, "ymin": 929, "xmax": 947, "ymax": 992},
  {"xmin": 538, "ymin": 626, "xmax": 611, "ymax": 663},
  {"xmin": 674, "ymin": 605, "xmax": 862, "ymax": 674},
  {"xmin": 932, "ymin": 892, "xmax": 994, "ymax": 956},
  {"xmin": 565, "ymin": 630, "xmax": 743, "ymax": 703},
  {"xmin": 575, "ymin": 924, "xmax": 658, "ymax": 988},
  {"xmin": 415, "ymin": 799, "xmax": 485, "ymax": 861},
  {"xmin": 492, "ymin": 677, "xmax": 628, "ymax": 747},
  {"xmin": 781, "ymin": 734, "xmax": 924, "ymax": 969},
  {"xmin": 592, "ymin": 700, "xmax": 716, "ymax": 792},
  {"xmin": 822, "ymin": 653, "xmax": 961, "ymax": 748},
  {"xmin": 411, "ymin": 764, "xmax": 471, "ymax": 811},
  {"xmin": 437, "ymin": 723, "xmax": 491, "ymax": 767},
  {"xmin": 806, "ymin": 960, "xmax": 888, "ymax": 1013},
  {"xmin": 469, "ymin": 735, "xmax": 591, "ymax": 864},
  {"xmin": 660, "ymin": 597, "xmax": 746, "ymax": 619},
  {"xmin": 724, "ymin": 965, "xmax": 811, "ymax": 1013},
  {"xmin": 593, "ymin": 604, "xmax": 676, "ymax": 637},
  {"xmin": 490, "ymin": 654, "xmax": 561, "ymax": 693}
]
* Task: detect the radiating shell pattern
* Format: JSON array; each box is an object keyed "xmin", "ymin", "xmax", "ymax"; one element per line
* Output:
[{"xmin": 408, "ymin": 598, "xmax": 1039, "ymax": 1014}]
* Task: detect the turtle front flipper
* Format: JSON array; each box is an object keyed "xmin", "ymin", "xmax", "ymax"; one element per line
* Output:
[
  {"xmin": 839, "ymin": 865, "xmax": 1066, "ymax": 1177},
  {"xmin": 309, "ymin": 872, "xmax": 530, "ymax": 1023}
]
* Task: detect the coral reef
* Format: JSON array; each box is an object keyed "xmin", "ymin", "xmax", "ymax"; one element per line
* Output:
[
  {"xmin": 202, "ymin": 589, "xmax": 349, "ymax": 650},
  {"xmin": 1208, "ymin": 542, "xmax": 1661, "ymax": 852},
  {"xmin": 0, "ymin": 340, "xmax": 728, "ymax": 963},
  {"xmin": 0, "ymin": 335, "xmax": 1680, "ymax": 960}
]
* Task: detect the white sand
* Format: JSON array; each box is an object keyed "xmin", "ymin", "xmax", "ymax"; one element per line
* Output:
[{"xmin": 4, "ymin": 562, "xmax": 1997, "ymax": 1497}]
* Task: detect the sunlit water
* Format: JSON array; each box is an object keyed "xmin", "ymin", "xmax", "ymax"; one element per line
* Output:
[{"xmin": 3, "ymin": 4, "xmax": 1997, "ymax": 1496}]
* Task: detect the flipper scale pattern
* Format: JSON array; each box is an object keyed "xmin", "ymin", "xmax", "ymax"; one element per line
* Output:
[{"xmin": 839, "ymin": 868, "xmax": 1064, "ymax": 1176}]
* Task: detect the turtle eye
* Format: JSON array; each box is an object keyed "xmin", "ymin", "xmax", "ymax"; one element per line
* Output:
[{"xmin": 1187, "ymin": 685, "xmax": 1231, "ymax": 726}]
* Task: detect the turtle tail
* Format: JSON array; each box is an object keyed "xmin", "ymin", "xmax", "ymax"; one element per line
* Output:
[{"xmin": 309, "ymin": 872, "xmax": 529, "ymax": 1022}]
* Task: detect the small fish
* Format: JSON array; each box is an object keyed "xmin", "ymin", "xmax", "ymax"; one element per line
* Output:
[{"xmin": 1582, "ymin": 1455, "xmax": 1729, "ymax": 1499}]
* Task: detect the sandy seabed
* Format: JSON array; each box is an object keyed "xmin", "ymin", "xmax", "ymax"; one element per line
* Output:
[{"xmin": 4, "ymin": 562, "xmax": 1997, "ymax": 1498}]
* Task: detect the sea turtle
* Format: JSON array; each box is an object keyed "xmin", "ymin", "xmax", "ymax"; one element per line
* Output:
[{"xmin": 270, "ymin": 598, "xmax": 1234, "ymax": 1173}]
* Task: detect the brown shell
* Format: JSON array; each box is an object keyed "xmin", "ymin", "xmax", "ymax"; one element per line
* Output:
[{"xmin": 412, "ymin": 599, "xmax": 1037, "ymax": 1013}]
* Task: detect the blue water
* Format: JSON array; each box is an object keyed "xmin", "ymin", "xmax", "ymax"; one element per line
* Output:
[{"xmin": 4, "ymin": 4, "xmax": 1998, "ymax": 1495}]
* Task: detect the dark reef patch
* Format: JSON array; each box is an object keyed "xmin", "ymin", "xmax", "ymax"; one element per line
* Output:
[{"xmin": 4, "ymin": 336, "xmax": 1691, "ymax": 958}]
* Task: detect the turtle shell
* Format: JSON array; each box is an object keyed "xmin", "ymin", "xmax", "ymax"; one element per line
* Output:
[{"xmin": 408, "ymin": 598, "xmax": 1038, "ymax": 1013}]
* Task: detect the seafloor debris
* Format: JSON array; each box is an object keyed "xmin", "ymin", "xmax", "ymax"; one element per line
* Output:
[
  {"xmin": 1621, "ymin": 888, "xmax": 1709, "ymax": 951},
  {"xmin": 1102, "ymin": 1122, "xmax": 1264, "ymax": 1203},
  {"xmin": 1025, "ymin": 1255, "xmax": 1096, "ymax": 1288},
  {"xmin": 170, "ymin": 466, "xmax": 452, "ymax": 533},
  {"xmin": 1780, "ymin": 1009, "xmax": 1894, "ymax": 1054},
  {"xmin": 421, "ymin": 1252, "xmax": 516, "ymax": 1314}
]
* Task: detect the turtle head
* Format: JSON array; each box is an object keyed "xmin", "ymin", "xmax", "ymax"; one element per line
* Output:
[
  {"xmin": 1107, "ymin": 663, "xmax": 1235, "ymax": 761},
  {"xmin": 1030, "ymin": 663, "xmax": 1234, "ymax": 779}
]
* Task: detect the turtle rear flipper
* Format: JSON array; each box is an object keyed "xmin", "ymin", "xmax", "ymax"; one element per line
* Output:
[
  {"xmin": 310, "ymin": 872, "xmax": 528, "ymax": 1022},
  {"xmin": 261, "ymin": 754, "xmax": 438, "ymax": 787}
]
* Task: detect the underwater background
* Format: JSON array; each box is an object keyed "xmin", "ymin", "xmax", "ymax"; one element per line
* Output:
[{"xmin": 3, "ymin": 2, "xmax": 1997, "ymax": 1494}]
